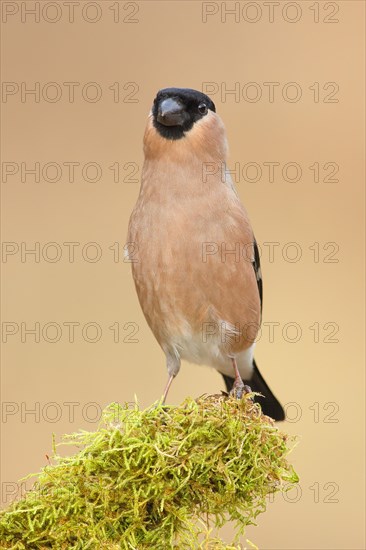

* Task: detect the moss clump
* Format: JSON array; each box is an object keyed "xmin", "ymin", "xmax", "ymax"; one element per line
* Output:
[{"xmin": 0, "ymin": 394, "xmax": 298, "ymax": 549}]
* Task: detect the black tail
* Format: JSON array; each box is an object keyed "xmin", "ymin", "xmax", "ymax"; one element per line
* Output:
[{"xmin": 222, "ymin": 359, "xmax": 285, "ymax": 421}]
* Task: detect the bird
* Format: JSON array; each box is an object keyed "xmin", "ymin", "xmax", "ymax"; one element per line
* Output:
[{"xmin": 127, "ymin": 87, "xmax": 285, "ymax": 421}]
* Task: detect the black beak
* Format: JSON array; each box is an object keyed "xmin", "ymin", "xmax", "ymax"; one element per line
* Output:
[{"xmin": 157, "ymin": 98, "xmax": 186, "ymax": 126}]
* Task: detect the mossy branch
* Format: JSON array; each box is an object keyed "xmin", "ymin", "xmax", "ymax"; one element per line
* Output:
[{"xmin": 0, "ymin": 394, "xmax": 298, "ymax": 549}]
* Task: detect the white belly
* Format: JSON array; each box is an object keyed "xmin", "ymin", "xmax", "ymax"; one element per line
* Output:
[{"xmin": 169, "ymin": 321, "xmax": 255, "ymax": 380}]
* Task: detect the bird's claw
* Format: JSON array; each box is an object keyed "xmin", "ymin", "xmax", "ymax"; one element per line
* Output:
[{"xmin": 229, "ymin": 383, "xmax": 252, "ymax": 400}]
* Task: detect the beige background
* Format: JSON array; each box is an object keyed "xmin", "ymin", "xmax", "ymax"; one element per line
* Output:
[{"xmin": 1, "ymin": 1, "xmax": 365, "ymax": 548}]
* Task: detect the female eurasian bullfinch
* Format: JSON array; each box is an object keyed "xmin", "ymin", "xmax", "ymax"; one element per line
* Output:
[{"xmin": 127, "ymin": 88, "xmax": 284, "ymax": 421}]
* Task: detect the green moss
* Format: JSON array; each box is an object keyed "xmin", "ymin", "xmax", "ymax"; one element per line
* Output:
[{"xmin": 0, "ymin": 394, "xmax": 298, "ymax": 549}]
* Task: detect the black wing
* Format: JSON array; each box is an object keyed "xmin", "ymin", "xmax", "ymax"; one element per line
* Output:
[
  {"xmin": 252, "ymin": 237, "xmax": 263, "ymax": 317},
  {"xmin": 222, "ymin": 237, "xmax": 285, "ymax": 421}
]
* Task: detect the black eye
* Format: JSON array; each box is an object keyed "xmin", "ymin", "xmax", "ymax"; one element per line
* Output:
[{"xmin": 198, "ymin": 103, "xmax": 208, "ymax": 115}]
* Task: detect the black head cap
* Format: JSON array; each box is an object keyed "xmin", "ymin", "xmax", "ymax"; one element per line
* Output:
[{"xmin": 152, "ymin": 88, "xmax": 216, "ymax": 140}]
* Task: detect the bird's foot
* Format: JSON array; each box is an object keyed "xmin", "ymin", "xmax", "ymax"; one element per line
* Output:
[
  {"xmin": 229, "ymin": 382, "xmax": 252, "ymax": 400},
  {"xmin": 229, "ymin": 357, "xmax": 252, "ymax": 400}
]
